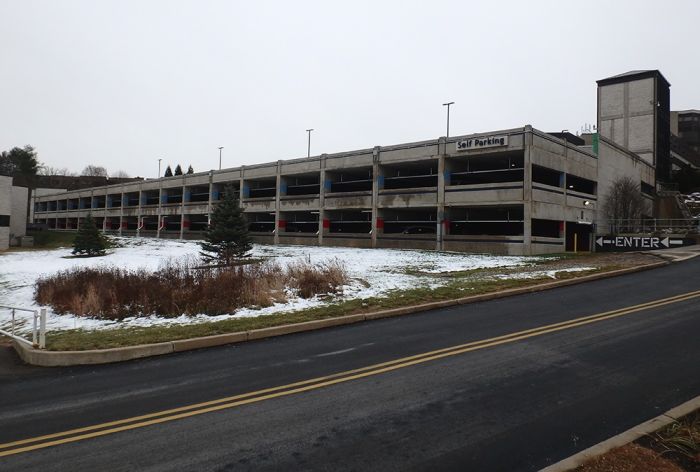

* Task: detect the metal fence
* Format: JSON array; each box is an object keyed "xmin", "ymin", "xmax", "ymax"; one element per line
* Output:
[
  {"xmin": 606, "ymin": 218, "xmax": 699, "ymax": 235},
  {"xmin": 0, "ymin": 305, "xmax": 46, "ymax": 349}
]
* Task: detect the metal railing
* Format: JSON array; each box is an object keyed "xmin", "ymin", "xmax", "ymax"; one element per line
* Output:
[
  {"xmin": 607, "ymin": 218, "xmax": 699, "ymax": 235},
  {"xmin": 0, "ymin": 306, "xmax": 46, "ymax": 349}
]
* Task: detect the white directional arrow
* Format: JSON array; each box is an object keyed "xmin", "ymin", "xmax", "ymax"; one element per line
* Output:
[
  {"xmin": 670, "ymin": 239, "xmax": 684, "ymax": 246},
  {"xmin": 661, "ymin": 237, "xmax": 670, "ymax": 248},
  {"xmin": 596, "ymin": 237, "xmax": 604, "ymax": 246}
]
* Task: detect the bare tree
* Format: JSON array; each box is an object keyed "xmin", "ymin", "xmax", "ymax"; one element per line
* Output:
[
  {"xmin": 39, "ymin": 165, "xmax": 76, "ymax": 176},
  {"xmin": 81, "ymin": 165, "xmax": 109, "ymax": 177},
  {"xmin": 112, "ymin": 170, "xmax": 131, "ymax": 178},
  {"xmin": 603, "ymin": 176, "xmax": 647, "ymax": 232}
]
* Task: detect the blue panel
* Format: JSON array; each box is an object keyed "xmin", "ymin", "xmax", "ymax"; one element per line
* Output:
[
  {"xmin": 377, "ymin": 175, "xmax": 385, "ymax": 189},
  {"xmin": 161, "ymin": 194, "xmax": 167, "ymax": 204},
  {"xmin": 443, "ymin": 171, "xmax": 451, "ymax": 185},
  {"xmin": 324, "ymin": 180, "xmax": 332, "ymax": 191}
]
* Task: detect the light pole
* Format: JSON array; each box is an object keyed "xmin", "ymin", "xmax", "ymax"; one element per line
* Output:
[
  {"xmin": 218, "ymin": 147, "xmax": 224, "ymax": 170},
  {"xmin": 158, "ymin": 158, "xmax": 162, "ymax": 178},
  {"xmin": 443, "ymin": 101, "xmax": 454, "ymax": 138},
  {"xmin": 306, "ymin": 129, "xmax": 313, "ymax": 158}
]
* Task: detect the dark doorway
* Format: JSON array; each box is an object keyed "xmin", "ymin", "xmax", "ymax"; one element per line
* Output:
[{"xmin": 566, "ymin": 222, "xmax": 592, "ymax": 251}]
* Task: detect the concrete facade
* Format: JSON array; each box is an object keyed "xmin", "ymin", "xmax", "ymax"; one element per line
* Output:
[
  {"xmin": 32, "ymin": 126, "xmax": 615, "ymax": 255},
  {"xmin": 597, "ymin": 70, "xmax": 671, "ymax": 182},
  {"xmin": 0, "ymin": 176, "xmax": 30, "ymax": 250},
  {"xmin": 10, "ymin": 185, "xmax": 28, "ymax": 243},
  {"xmin": 0, "ymin": 176, "xmax": 11, "ymax": 250}
]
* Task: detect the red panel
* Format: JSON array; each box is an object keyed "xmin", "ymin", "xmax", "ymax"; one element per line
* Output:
[
  {"xmin": 278, "ymin": 220, "xmax": 287, "ymax": 228},
  {"xmin": 376, "ymin": 218, "xmax": 384, "ymax": 229},
  {"xmin": 322, "ymin": 219, "xmax": 330, "ymax": 229}
]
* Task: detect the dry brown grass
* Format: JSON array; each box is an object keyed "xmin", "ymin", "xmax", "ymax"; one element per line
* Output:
[
  {"xmin": 575, "ymin": 443, "xmax": 684, "ymax": 472},
  {"xmin": 35, "ymin": 257, "xmax": 348, "ymax": 320}
]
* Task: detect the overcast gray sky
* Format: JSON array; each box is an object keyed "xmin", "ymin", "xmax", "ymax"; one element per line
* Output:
[{"xmin": 1, "ymin": 0, "xmax": 699, "ymax": 178}]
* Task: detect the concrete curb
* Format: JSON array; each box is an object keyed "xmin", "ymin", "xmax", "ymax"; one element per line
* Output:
[
  {"xmin": 13, "ymin": 260, "xmax": 668, "ymax": 367},
  {"xmin": 540, "ymin": 395, "xmax": 700, "ymax": 472}
]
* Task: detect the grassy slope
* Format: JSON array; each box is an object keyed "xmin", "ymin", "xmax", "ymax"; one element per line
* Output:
[{"xmin": 44, "ymin": 269, "xmax": 609, "ymax": 351}]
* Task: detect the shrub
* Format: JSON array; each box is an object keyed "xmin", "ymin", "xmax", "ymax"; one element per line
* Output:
[
  {"xmin": 35, "ymin": 257, "xmax": 349, "ymax": 320},
  {"xmin": 200, "ymin": 184, "xmax": 252, "ymax": 265},
  {"xmin": 72, "ymin": 214, "xmax": 109, "ymax": 256}
]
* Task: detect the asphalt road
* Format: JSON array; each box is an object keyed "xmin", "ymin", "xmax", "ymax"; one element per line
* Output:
[{"xmin": 1, "ymin": 258, "xmax": 699, "ymax": 471}]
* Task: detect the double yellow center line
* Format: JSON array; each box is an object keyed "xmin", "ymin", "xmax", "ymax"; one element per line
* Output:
[{"xmin": 2, "ymin": 289, "xmax": 699, "ymax": 458}]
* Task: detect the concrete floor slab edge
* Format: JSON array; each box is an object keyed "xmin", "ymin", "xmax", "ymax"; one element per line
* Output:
[
  {"xmin": 540, "ymin": 395, "xmax": 700, "ymax": 472},
  {"xmin": 11, "ymin": 261, "xmax": 669, "ymax": 367}
]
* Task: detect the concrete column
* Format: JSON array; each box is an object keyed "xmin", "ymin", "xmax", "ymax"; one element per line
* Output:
[
  {"xmin": 179, "ymin": 180, "xmax": 186, "ymax": 240},
  {"xmin": 118, "ymin": 186, "xmax": 124, "ymax": 237},
  {"xmin": 274, "ymin": 161, "xmax": 281, "ymax": 245},
  {"xmin": 318, "ymin": 154, "xmax": 327, "ymax": 246},
  {"xmin": 207, "ymin": 170, "xmax": 214, "ymax": 227},
  {"xmin": 437, "ymin": 137, "xmax": 447, "ymax": 251},
  {"xmin": 523, "ymin": 126, "xmax": 533, "ymax": 255},
  {"xmin": 156, "ymin": 182, "xmax": 163, "ymax": 239},
  {"xmin": 136, "ymin": 182, "xmax": 143, "ymax": 238},
  {"xmin": 371, "ymin": 146, "xmax": 381, "ymax": 248}
]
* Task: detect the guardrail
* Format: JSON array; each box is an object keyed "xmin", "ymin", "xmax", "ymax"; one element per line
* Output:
[
  {"xmin": 0, "ymin": 306, "xmax": 46, "ymax": 349},
  {"xmin": 607, "ymin": 218, "xmax": 699, "ymax": 235}
]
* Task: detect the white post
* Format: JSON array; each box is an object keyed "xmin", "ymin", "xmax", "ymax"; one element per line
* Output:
[
  {"xmin": 32, "ymin": 310, "xmax": 38, "ymax": 347},
  {"xmin": 11, "ymin": 309, "xmax": 15, "ymax": 337},
  {"xmin": 39, "ymin": 308, "xmax": 47, "ymax": 349}
]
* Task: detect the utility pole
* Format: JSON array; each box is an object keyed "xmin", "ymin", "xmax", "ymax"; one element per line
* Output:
[
  {"xmin": 158, "ymin": 158, "xmax": 162, "ymax": 178},
  {"xmin": 306, "ymin": 129, "xmax": 314, "ymax": 158},
  {"xmin": 218, "ymin": 147, "xmax": 224, "ymax": 170},
  {"xmin": 443, "ymin": 102, "xmax": 455, "ymax": 137}
]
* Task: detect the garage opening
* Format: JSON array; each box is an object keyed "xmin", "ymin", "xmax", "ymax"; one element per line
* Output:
[
  {"xmin": 532, "ymin": 165, "xmax": 563, "ymax": 187},
  {"xmin": 382, "ymin": 208, "xmax": 437, "ymax": 234},
  {"xmin": 163, "ymin": 187, "xmax": 183, "ymax": 205},
  {"xmin": 142, "ymin": 190, "xmax": 160, "ymax": 206},
  {"xmin": 566, "ymin": 174, "xmax": 596, "ymax": 195},
  {"xmin": 284, "ymin": 174, "xmax": 320, "ymax": 197},
  {"xmin": 326, "ymin": 168, "xmax": 373, "ymax": 193},
  {"xmin": 246, "ymin": 212, "xmax": 275, "ymax": 232},
  {"xmin": 211, "ymin": 182, "xmax": 240, "ymax": 201},
  {"xmin": 245, "ymin": 179, "xmax": 277, "ymax": 199},
  {"xmin": 282, "ymin": 211, "xmax": 319, "ymax": 233},
  {"xmin": 185, "ymin": 214, "xmax": 209, "ymax": 231},
  {"xmin": 382, "ymin": 161, "xmax": 438, "ymax": 190},
  {"xmin": 186, "ymin": 185, "xmax": 210, "ymax": 203},
  {"xmin": 448, "ymin": 152, "xmax": 524, "ymax": 186},
  {"xmin": 92, "ymin": 195, "xmax": 106, "ymax": 209},
  {"xmin": 448, "ymin": 206, "xmax": 524, "ymax": 235},
  {"xmin": 327, "ymin": 210, "xmax": 372, "ymax": 233}
]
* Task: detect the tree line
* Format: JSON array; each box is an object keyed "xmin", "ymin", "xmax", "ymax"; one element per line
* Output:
[{"xmin": 0, "ymin": 145, "xmax": 132, "ymax": 179}]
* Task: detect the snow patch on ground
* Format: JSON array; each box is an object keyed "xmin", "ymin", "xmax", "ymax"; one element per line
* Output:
[
  {"xmin": 494, "ymin": 267, "xmax": 597, "ymax": 280},
  {"xmin": 0, "ymin": 237, "xmax": 540, "ymax": 335}
]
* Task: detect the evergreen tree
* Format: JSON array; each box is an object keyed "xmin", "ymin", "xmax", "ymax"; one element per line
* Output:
[
  {"xmin": 174, "ymin": 164, "xmax": 183, "ymax": 176},
  {"xmin": 72, "ymin": 214, "xmax": 109, "ymax": 257},
  {"xmin": 164, "ymin": 165, "xmax": 173, "ymax": 177},
  {"xmin": 186, "ymin": 165, "xmax": 194, "ymax": 174},
  {"xmin": 200, "ymin": 185, "xmax": 252, "ymax": 265}
]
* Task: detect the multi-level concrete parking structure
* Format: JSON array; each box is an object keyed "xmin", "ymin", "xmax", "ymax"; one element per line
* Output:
[
  {"xmin": 32, "ymin": 122, "xmax": 655, "ymax": 255},
  {"xmin": 34, "ymin": 71, "xmax": 672, "ymax": 255}
]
